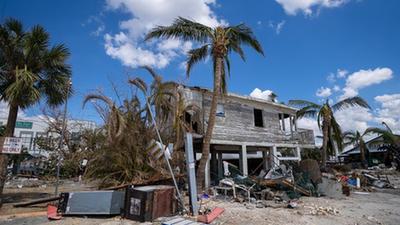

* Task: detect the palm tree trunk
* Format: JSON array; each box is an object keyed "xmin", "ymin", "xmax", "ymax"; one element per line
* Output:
[
  {"xmin": 360, "ymin": 141, "xmax": 366, "ymax": 168},
  {"xmin": 196, "ymin": 57, "xmax": 223, "ymax": 191},
  {"xmin": 0, "ymin": 103, "xmax": 19, "ymax": 207},
  {"xmin": 321, "ymin": 123, "xmax": 329, "ymax": 168}
]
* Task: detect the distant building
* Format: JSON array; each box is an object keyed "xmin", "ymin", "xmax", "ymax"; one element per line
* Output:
[
  {"xmin": 338, "ymin": 135, "xmax": 392, "ymax": 165},
  {"xmin": 0, "ymin": 116, "xmax": 96, "ymax": 156}
]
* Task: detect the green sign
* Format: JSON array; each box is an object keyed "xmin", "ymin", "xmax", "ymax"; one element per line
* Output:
[{"xmin": 15, "ymin": 121, "xmax": 33, "ymax": 129}]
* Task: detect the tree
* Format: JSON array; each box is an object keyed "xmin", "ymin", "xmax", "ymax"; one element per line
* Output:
[
  {"xmin": 289, "ymin": 98, "xmax": 370, "ymax": 167},
  {"xmin": 146, "ymin": 17, "xmax": 264, "ymax": 190},
  {"xmin": 343, "ymin": 130, "xmax": 369, "ymax": 167},
  {"xmin": 0, "ymin": 18, "xmax": 72, "ymax": 206}
]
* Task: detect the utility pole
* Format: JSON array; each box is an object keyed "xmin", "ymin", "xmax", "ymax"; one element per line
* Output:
[{"xmin": 55, "ymin": 78, "xmax": 71, "ymax": 196}]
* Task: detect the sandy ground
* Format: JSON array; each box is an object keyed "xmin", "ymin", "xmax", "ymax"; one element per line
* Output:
[{"xmin": 1, "ymin": 180, "xmax": 400, "ymax": 225}]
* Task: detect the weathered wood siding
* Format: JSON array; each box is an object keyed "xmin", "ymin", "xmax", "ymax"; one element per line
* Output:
[{"xmin": 180, "ymin": 86, "xmax": 315, "ymax": 146}]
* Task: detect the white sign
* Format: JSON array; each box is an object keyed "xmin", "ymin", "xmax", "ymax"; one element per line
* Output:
[{"xmin": 1, "ymin": 137, "xmax": 22, "ymax": 154}]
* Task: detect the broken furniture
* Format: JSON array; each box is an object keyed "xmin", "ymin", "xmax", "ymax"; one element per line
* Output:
[
  {"xmin": 57, "ymin": 191, "xmax": 124, "ymax": 215},
  {"xmin": 124, "ymin": 185, "xmax": 176, "ymax": 222}
]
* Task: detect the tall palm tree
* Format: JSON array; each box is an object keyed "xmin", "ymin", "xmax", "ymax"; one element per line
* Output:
[
  {"xmin": 343, "ymin": 130, "xmax": 369, "ymax": 167},
  {"xmin": 0, "ymin": 18, "xmax": 72, "ymax": 205},
  {"xmin": 145, "ymin": 17, "xmax": 264, "ymax": 190},
  {"xmin": 289, "ymin": 97, "xmax": 370, "ymax": 167}
]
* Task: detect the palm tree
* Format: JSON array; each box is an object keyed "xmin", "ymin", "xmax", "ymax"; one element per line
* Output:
[
  {"xmin": 0, "ymin": 18, "xmax": 72, "ymax": 205},
  {"xmin": 146, "ymin": 17, "xmax": 264, "ymax": 190},
  {"xmin": 289, "ymin": 97, "xmax": 370, "ymax": 167},
  {"xmin": 343, "ymin": 130, "xmax": 369, "ymax": 167}
]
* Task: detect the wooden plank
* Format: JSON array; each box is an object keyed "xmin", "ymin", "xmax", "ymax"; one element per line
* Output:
[{"xmin": 13, "ymin": 196, "xmax": 61, "ymax": 208}]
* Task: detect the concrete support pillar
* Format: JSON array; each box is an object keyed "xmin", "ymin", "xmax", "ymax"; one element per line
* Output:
[
  {"xmin": 262, "ymin": 150, "xmax": 269, "ymax": 170},
  {"xmin": 211, "ymin": 150, "xmax": 217, "ymax": 183},
  {"xmin": 294, "ymin": 115, "xmax": 298, "ymax": 131},
  {"xmin": 217, "ymin": 152, "xmax": 223, "ymax": 178},
  {"xmin": 241, "ymin": 145, "xmax": 248, "ymax": 176},
  {"xmin": 296, "ymin": 146, "xmax": 301, "ymax": 161},
  {"xmin": 205, "ymin": 156, "xmax": 210, "ymax": 189},
  {"xmin": 272, "ymin": 145, "xmax": 280, "ymax": 166},
  {"xmin": 290, "ymin": 116, "xmax": 294, "ymax": 136}
]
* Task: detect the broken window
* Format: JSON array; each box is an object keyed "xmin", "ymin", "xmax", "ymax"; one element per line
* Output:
[
  {"xmin": 216, "ymin": 104, "xmax": 225, "ymax": 117},
  {"xmin": 185, "ymin": 112, "xmax": 191, "ymax": 124},
  {"xmin": 254, "ymin": 108, "xmax": 264, "ymax": 127}
]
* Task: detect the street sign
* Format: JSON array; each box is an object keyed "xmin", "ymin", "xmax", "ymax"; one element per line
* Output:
[
  {"xmin": 15, "ymin": 121, "xmax": 33, "ymax": 129},
  {"xmin": 0, "ymin": 137, "xmax": 22, "ymax": 154}
]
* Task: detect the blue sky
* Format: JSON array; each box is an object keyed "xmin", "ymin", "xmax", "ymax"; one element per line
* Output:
[{"xmin": 2, "ymin": 0, "xmax": 400, "ymax": 135}]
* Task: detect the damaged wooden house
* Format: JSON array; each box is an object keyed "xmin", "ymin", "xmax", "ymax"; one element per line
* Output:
[{"xmin": 170, "ymin": 85, "xmax": 316, "ymax": 186}]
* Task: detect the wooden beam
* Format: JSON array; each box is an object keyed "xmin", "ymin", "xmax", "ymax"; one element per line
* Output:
[{"xmin": 13, "ymin": 196, "xmax": 61, "ymax": 208}]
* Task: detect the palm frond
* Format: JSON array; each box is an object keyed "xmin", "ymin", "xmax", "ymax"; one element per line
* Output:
[
  {"xmin": 83, "ymin": 93, "xmax": 114, "ymax": 109},
  {"xmin": 141, "ymin": 66, "xmax": 159, "ymax": 79},
  {"xmin": 4, "ymin": 18, "xmax": 24, "ymax": 37},
  {"xmin": 5, "ymin": 66, "xmax": 40, "ymax": 109},
  {"xmin": 296, "ymin": 104, "xmax": 320, "ymax": 119},
  {"xmin": 226, "ymin": 24, "xmax": 264, "ymax": 55},
  {"xmin": 145, "ymin": 17, "xmax": 212, "ymax": 43},
  {"xmin": 129, "ymin": 77, "xmax": 148, "ymax": 93},
  {"xmin": 332, "ymin": 96, "xmax": 370, "ymax": 112},
  {"xmin": 227, "ymin": 41, "xmax": 245, "ymax": 60},
  {"xmin": 225, "ymin": 56, "xmax": 231, "ymax": 77},
  {"xmin": 186, "ymin": 44, "xmax": 209, "ymax": 76},
  {"xmin": 288, "ymin": 100, "xmax": 321, "ymax": 109}
]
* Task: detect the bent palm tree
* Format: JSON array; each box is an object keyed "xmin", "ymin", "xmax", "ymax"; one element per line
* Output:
[
  {"xmin": 289, "ymin": 97, "xmax": 370, "ymax": 167},
  {"xmin": 146, "ymin": 17, "xmax": 264, "ymax": 190},
  {"xmin": 0, "ymin": 18, "xmax": 72, "ymax": 205},
  {"xmin": 343, "ymin": 130, "xmax": 369, "ymax": 167}
]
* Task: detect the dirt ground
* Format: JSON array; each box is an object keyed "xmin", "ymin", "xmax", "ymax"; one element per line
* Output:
[{"xmin": 1, "ymin": 179, "xmax": 400, "ymax": 225}]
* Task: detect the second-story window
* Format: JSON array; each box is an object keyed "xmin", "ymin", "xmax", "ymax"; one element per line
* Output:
[
  {"xmin": 216, "ymin": 104, "xmax": 225, "ymax": 117},
  {"xmin": 254, "ymin": 108, "xmax": 264, "ymax": 127}
]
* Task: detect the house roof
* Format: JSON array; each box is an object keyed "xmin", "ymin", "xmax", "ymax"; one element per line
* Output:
[
  {"xmin": 185, "ymin": 85, "xmax": 299, "ymax": 112},
  {"xmin": 339, "ymin": 135, "xmax": 385, "ymax": 157}
]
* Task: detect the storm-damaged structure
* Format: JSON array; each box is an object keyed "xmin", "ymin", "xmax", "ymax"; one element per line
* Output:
[{"xmin": 170, "ymin": 85, "xmax": 315, "ymax": 186}]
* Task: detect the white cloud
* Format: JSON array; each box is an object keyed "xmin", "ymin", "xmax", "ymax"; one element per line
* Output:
[
  {"xmin": 275, "ymin": 0, "xmax": 349, "ymax": 16},
  {"xmin": 333, "ymin": 85, "xmax": 340, "ymax": 92},
  {"xmin": 316, "ymin": 87, "xmax": 332, "ymax": 98},
  {"xmin": 104, "ymin": 0, "xmax": 225, "ymax": 68},
  {"xmin": 327, "ymin": 73, "xmax": 336, "ymax": 83},
  {"xmin": 340, "ymin": 67, "xmax": 393, "ymax": 99},
  {"xmin": 334, "ymin": 107, "xmax": 373, "ymax": 133},
  {"xmin": 374, "ymin": 94, "xmax": 400, "ymax": 133},
  {"xmin": 326, "ymin": 68, "xmax": 348, "ymax": 83},
  {"xmin": 276, "ymin": 20, "xmax": 286, "ymax": 34},
  {"xmin": 268, "ymin": 20, "xmax": 286, "ymax": 35},
  {"xmin": 337, "ymin": 69, "xmax": 348, "ymax": 78},
  {"xmin": 250, "ymin": 88, "xmax": 277, "ymax": 102}
]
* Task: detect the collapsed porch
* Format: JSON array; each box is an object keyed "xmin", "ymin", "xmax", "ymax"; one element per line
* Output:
[{"xmin": 192, "ymin": 137, "xmax": 315, "ymax": 187}]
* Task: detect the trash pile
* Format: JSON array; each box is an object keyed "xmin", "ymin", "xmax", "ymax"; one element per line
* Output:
[
  {"xmin": 5, "ymin": 176, "xmax": 49, "ymax": 189},
  {"xmin": 211, "ymin": 159, "xmax": 320, "ymax": 206},
  {"xmin": 322, "ymin": 166, "xmax": 396, "ymax": 197}
]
